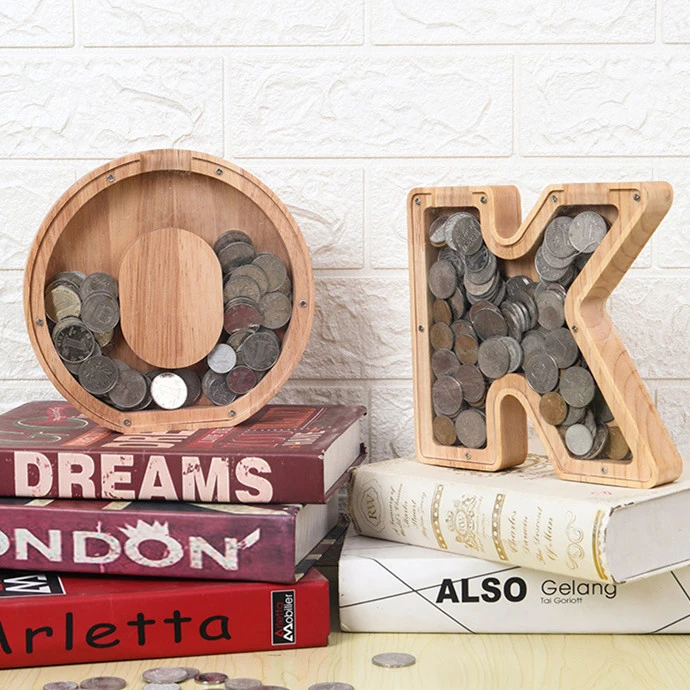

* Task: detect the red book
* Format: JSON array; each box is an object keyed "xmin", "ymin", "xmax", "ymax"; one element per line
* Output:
[
  {"xmin": 0, "ymin": 459, "xmax": 360, "ymax": 582},
  {"xmin": 0, "ymin": 401, "xmax": 365, "ymax": 503},
  {"xmin": 0, "ymin": 566, "xmax": 330, "ymax": 669}
]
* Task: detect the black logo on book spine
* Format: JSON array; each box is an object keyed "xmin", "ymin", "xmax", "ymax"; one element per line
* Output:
[
  {"xmin": 0, "ymin": 570, "xmax": 65, "ymax": 597},
  {"xmin": 271, "ymin": 590, "xmax": 295, "ymax": 645}
]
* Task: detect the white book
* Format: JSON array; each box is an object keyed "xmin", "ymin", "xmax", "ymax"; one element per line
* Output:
[
  {"xmin": 348, "ymin": 454, "xmax": 690, "ymax": 584},
  {"xmin": 339, "ymin": 528, "xmax": 690, "ymax": 634}
]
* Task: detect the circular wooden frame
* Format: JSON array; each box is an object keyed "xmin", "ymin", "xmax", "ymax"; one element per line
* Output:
[{"xmin": 24, "ymin": 149, "xmax": 314, "ymax": 433}]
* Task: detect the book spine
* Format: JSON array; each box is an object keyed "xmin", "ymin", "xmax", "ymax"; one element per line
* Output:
[
  {"xmin": 0, "ymin": 575, "xmax": 329, "ymax": 668},
  {"xmin": 338, "ymin": 543, "xmax": 690, "ymax": 634},
  {"xmin": 348, "ymin": 465, "xmax": 611, "ymax": 582},
  {"xmin": 0, "ymin": 503, "xmax": 297, "ymax": 582},
  {"xmin": 0, "ymin": 449, "xmax": 325, "ymax": 503}
]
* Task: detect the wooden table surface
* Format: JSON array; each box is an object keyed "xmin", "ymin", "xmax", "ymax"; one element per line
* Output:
[{"xmin": 2, "ymin": 631, "xmax": 690, "ymax": 690}]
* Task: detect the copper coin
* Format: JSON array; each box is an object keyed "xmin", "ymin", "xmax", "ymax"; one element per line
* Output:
[
  {"xmin": 427, "ymin": 260, "xmax": 457, "ymax": 299},
  {"xmin": 227, "ymin": 365, "xmax": 258, "ymax": 394},
  {"xmin": 448, "ymin": 288, "xmax": 466, "ymax": 320},
  {"xmin": 232, "ymin": 263, "xmax": 270, "ymax": 295},
  {"xmin": 454, "ymin": 364, "xmax": 486, "ymax": 404},
  {"xmin": 432, "ymin": 375, "xmax": 464, "ymax": 416},
  {"xmin": 224, "ymin": 275, "xmax": 263, "ymax": 304},
  {"xmin": 431, "ymin": 348, "xmax": 461, "ymax": 378},
  {"xmin": 544, "ymin": 327, "xmax": 579, "ymax": 368},
  {"xmin": 450, "ymin": 319, "xmax": 476, "ymax": 340},
  {"xmin": 218, "ymin": 241, "xmax": 256, "ymax": 273},
  {"xmin": 80, "ymin": 291, "xmax": 120, "ymax": 332},
  {"xmin": 181, "ymin": 669, "xmax": 201, "ymax": 682},
  {"xmin": 52, "ymin": 317, "xmax": 96, "ymax": 364},
  {"xmin": 603, "ymin": 425, "xmax": 630, "ymax": 461},
  {"xmin": 45, "ymin": 283, "xmax": 81, "ymax": 322},
  {"xmin": 224, "ymin": 302, "xmax": 262, "ymax": 333},
  {"xmin": 524, "ymin": 352, "xmax": 559, "ymax": 394},
  {"xmin": 454, "ymin": 333, "xmax": 479, "ymax": 365},
  {"xmin": 539, "ymin": 391, "xmax": 567, "ymax": 425},
  {"xmin": 214, "ymin": 229, "xmax": 253, "ymax": 253},
  {"xmin": 259, "ymin": 291, "xmax": 292, "ymax": 329},
  {"xmin": 429, "ymin": 322, "xmax": 454, "ymax": 351},
  {"xmin": 433, "ymin": 415, "xmax": 457, "ymax": 445},
  {"xmin": 253, "ymin": 252, "xmax": 288, "ymax": 292},
  {"xmin": 477, "ymin": 338, "xmax": 510, "ymax": 379},
  {"xmin": 454, "ymin": 408, "xmax": 487, "ymax": 448},
  {"xmin": 93, "ymin": 328, "xmax": 115, "ymax": 348},
  {"xmin": 559, "ymin": 366, "xmax": 596, "ymax": 407},
  {"xmin": 78, "ymin": 355, "xmax": 119, "ymax": 396},
  {"xmin": 80, "ymin": 272, "xmax": 119, "ymax": 299},
  {"xmin": 195, "ymin": 672, "xmax": 229, "ymax": 685},
  {"xmin": 203, "ymin": 369, "xmax": 237, "ymax": 406},
  {"xmin": 432, "ymin": 299, "xmax": 452, "ymax": 325}
]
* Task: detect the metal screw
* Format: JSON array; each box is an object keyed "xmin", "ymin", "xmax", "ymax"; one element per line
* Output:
[
  {"xmin": 601, "ymin": 466, "xmax": 608, "ymax": 474},
  {"xmin": 123, "ymin": 419, "xmax": 131, "ymax": 427},
  {"xmin": 299, "ymin": 300, "xmax": 307, "ymax": 308},
  {"xmin": 633, "ymin": 193, "xmax": 640, "ymax": 201},
  {"xmin": 216, "ymin": 168, "xmax": 223, "ymax": 176},
  {"xmin": 465, "ymin": 452, "xmax": 472, "ymax": 460},
  {"xmin": 480, "ymin": 196, "xmax": 487, "ymax": 204},
  {"xmin": 35, "ymin": 318, "xmax": 44, "ymax": 326},
  {"xmin": 418, "ymin": 325, "xmax": 424, "ymax": 332},
  {"xmin": 107, "ymin": 174, "xmax": 115, "ymax": 183},
  {"xmin": 551, "ymin": 194, "xmax": 558, "ymax": 203},
  {"xmin": 229, "ymin": 410, "xmax": 236, "ymax": 417},
  {"xmin": 414, "ymin": 197, "xmax": 421, "ymax": 205},
  {"xmin": 572, "ymin": 325, "xmax": 578, "ymax": 333}
]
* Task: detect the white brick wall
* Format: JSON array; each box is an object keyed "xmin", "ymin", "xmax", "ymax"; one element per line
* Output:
[{"xmin": 1, "ymin": 3, "xmax": 688, "ymax": 460}]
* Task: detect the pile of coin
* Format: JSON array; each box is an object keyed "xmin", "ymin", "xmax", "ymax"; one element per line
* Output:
[
  {"xmin": 45, "ymin": 229, "xmax": 293, "ymax": 413},
  {"xmin": 427, "ymin": 210, "xmax": 631, "ymax": 461}
]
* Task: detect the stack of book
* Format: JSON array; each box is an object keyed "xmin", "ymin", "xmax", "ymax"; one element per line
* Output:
[
  {"xmin": 343, "ymin": 453, "xmax": 690, "ymax": 633},
  {"xmin": 0, "ymin": 400, "xmax": 365, "ymax": 668}
]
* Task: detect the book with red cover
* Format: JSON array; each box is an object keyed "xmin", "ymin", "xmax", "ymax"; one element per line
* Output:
[
  {"xmin": 0, "ymin": 401, "xmax": 365, "ymax": 504},
  {"xmin": 0, "ymin": 455, "xmax": 361, "ymax": 582},
  {"xmin": 0, "ymin": 566, "xmax": 330, "ymax": 669}
]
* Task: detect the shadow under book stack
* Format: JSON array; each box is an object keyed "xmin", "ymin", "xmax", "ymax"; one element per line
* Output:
[{"xmin": 0, "ymin": 401, "xmax": 365, "ymax": 669}]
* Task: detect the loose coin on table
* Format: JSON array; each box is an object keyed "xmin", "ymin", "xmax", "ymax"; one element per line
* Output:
[
  {"xmin": 196, "ymin": 672, "xmax": 229, "ymax": 685},
  {"xmin": 44, "ymin": 683, "xmax": 78, "ymax": 690},
  {"xmin": 143, "ymin": 667, "xmax": 189, "ymax": 684},
  {"xmin": 224, "ymin": 679, "xmax": 263, "ymax": 690},
  {"xmin": 143, "ymin": 684, "xmax": 181, "ymax": 690},
  {"xmin": 308, "ymin": 684, "xmax": 355, "ymax": 690},
  {"xmin": 79, "ymin": 677, "xmax": 127, "ymax": 690},
  {"xmin": 372, "ymin": 652, "xmax": 417, "ymax": 668}
]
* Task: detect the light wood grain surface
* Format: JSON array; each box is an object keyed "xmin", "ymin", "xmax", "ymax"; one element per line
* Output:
[{"xmin": 1, "ymin": 631, "xmax": 689, "ymax": 690}]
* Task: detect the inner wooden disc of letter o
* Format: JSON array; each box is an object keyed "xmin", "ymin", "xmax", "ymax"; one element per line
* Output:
[{"xmin": 119, "ymin": 227, "xmax": 224, "ymax": 369}]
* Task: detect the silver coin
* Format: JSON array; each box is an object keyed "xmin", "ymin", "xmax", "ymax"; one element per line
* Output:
[
  {"xmin": 80, "ymin": 272, "xmax": 119, "ymax": 300},
  {"xmin": 543, "ymin": 216, "xmax": 577, "ymax": 259},
  {"xmin": 431, "ymin": 348, "xmax": 461, "ymax": 378},
  {"xmin": 79, "ymin": 677, "xmax": 127, "ymax": 690},
  {"xmin": 521, "ymin": 329, "xmax": 546, "ymax": 362},
  {"xmin": 447, "ymin": 287, "xmax": 466, "ymax": 320},
  {"xmin": 44, "ymin": 683, "xmax": 79, "ymax": 690},
  {"xmin": 195, "ymin": 672, "xmax": 229, "ymax": 685},
  {"xmin": 536, "ymin": 290, "xmax": 565, "ymax": 330},
  {"xmin": 253, "ymin": 252, "xmax": 288, "ymax": 292},
  {"xmin": 259, "ymin": 291, "xmax": 292, "ymax": 329},
  {"xmin": 143, "ymin": 684, "xmax": 180, "ymax": 690},
  {"xmin": 428, "ymin": 260, "xmax": 457, "ymax": 299},
  {"xmin": 464, "ymin": 244, "xmax": 490, "ymax": 273},
  {"xmin": 535, "ymin": 245, "xmax": 570, "ymax": 282},
  {"xmin": 431, "ymin": 375, "xmax": 464, "ymax": 416},
  {"xmin": 108, "ymin": 368, "xmax": 148, "ymax": 410},
  {"xmin": 218, "ymin": 241, "xmax": 257, "ymax": 273},
  {"xmin": 565, "ymin": 423, "xmax": 594, "ymax": 457},
  {"xmin": 78, "ymin": 355, "xmax": 119, "ymax": 396},
  {"xmin": 499, "ymin": 336, "xmax": 523, "ymax": 372},
  {"xmin": 214, "ymin": 229, "xmax": 254, "ymax": 254},
  {"xmin": 181, "ymin": 668, "xmax": 201, "ymax": 681},
  {"xmin": 256, "ymin": 687, "xmax": 291, "ymax": 690},
  {"xmin": 454, "ymin": 364, "xmax": 486, "ymax": 404},
  {"xmin": 238, "ymin": 331, "xmax": 280, "ymax": 371},
  {"xmin": 372, "ymin": 652, "xmax": 417, "ymax": 669},
  {"xmin": 472, "ymin": 306, "xmax": 508, "ymax": 341},
  {"xmin": 524, "ymin": 352, "xmax": 559, "ymax": 394},
  {"xmin": 225, "ymin": 680, "xmax": 263, "ymax": 690},
  {"xmin": 308, "ymin": 684, "xmax": 355, "ymax": 690},
  {"xmin": 477, "ymin": 338, "xmax": 510, "ymax": 379},
  {"xmin": 505, "ymin": 275, "xmax": 531, "ymax": 298},
  {"xmin": 232, "ymin": 263, "xmax": 270, "ymax": 295},
  {"xmin": 544, "ymin": 327, "xmax": 579, "ymax": 368},
  {"xmin": 226, "ymin": 365, "xmax": 258, "ymax": 395},
  {"xmin": 438, "ymin": 246, "xmax": 465, "ymax": 278},
  {"xmin": 515, "ymin": 290, "xmax": 538, "ymax": 329},
  {"xmin": 207, "ymin": 343, "xmax": 238, "ymax": 374},
  {"xmin": 466, "ymin": 250, "xmax": 497, "ymax": 286},
  {"xmin": 52, "ymin": 317, "xmax": 96, "ymax": 364},
  {"xmin": 51, "ymin": 271, "xmax": 84, "ymax": 289},
  {"xmin": 560, "ymin": 404, "xmax": 586, "ymax": 427},
  {"xmin": 582, "ymin": 423, "xmax": 609, "ymax": 460},
  {"xmin": 559, "ymin": 366, "xmax": 596, "ymax": 407},
  {"xmin": 428, "ymin": 215, "xmax": 448, "ymax": 246},
  {"xmin": 539, "ymin": 240, "xmax": 576, "ymax": 270},
  {"xmin": 446, "ymin": 212, "xmax": 482, "ymax": 255},
  {"xmin": 202, "ymin": 369, "xmax": 238, "ymax": 406},
  {"xmin": 143, "ymin": 667, "xmax": 189, "ymax": 684},
  {"xmin": 150, "ymin": 372, "xmax": 188, "ymax": 410},
  {"xmin": 45, "ymin": 282, "xmax": 82, "ymax": 322},
  {"xmin": 592, "ymin": 388, "xmax": 614, "ymax": 423},
  {"xmin": 224, "ymin": 275, "xmax": 263, "ymax": 304},
  {"xmin": 80, "ymin": 291, "xmax": 120, "ymax": 332},
  {"xmin": 583, "ymin": 407, "xmax": 597, "ymax": 436},
  {"xmin": 569, "ymin": 211, "xmax": 607, "ymax": 253}
]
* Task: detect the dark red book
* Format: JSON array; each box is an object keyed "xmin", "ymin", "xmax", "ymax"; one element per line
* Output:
[
  {"xmin": 0, "ymin": 566, "xmax": 330, "ymax": 669},
  {"xmin": 0, "ymin": 401, "xmax": 365, "ymax": 503},
  {"xmin": 0, "ymin": 454, "xmax": 361, "ymax": 582}
]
